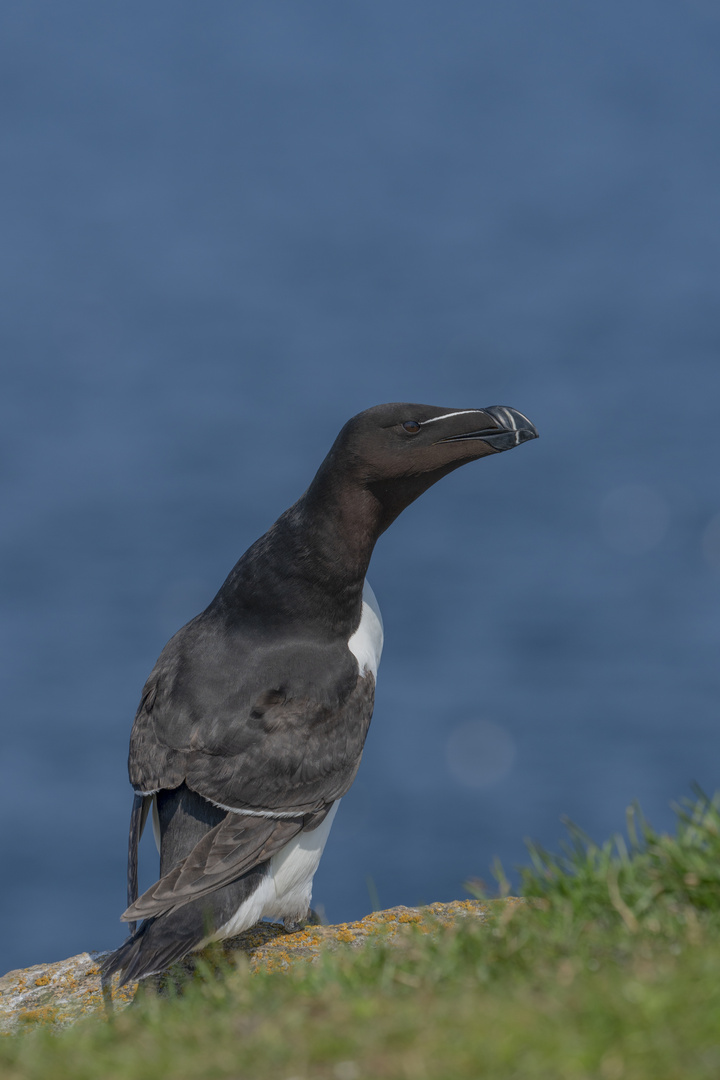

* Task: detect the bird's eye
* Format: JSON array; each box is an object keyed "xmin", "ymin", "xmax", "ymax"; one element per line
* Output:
[{"xmin": 403, "ymin": 420, "xmax": 421, "ymax": 434}]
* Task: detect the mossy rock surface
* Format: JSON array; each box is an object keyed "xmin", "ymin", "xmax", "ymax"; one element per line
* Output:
[{"xmin": 0, "ymin": 898, "xmax": 511, "ymax": 1035}]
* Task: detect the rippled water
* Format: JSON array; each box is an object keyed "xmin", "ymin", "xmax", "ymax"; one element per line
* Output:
[{"xmin": 1, "ymin": 1, "xmax": 719, "ymax": 973}]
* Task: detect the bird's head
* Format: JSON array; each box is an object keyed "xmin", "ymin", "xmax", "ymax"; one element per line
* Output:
[
  {"xmin": 321, "ymin": 401, "xmax": 539, "ymax": 532},
  {"xmin": 341, "ymin": 401, "xmax": 537, "ymax": 475}
]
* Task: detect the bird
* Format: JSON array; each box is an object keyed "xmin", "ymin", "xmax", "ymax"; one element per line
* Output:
[{"xmin": 101, "ymin": 401, "xmax": 538, "ymax": 985}]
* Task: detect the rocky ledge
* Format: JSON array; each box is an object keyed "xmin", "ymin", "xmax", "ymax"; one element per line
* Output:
[{"xmin": 0, "ymin": 898, "xmax": 523, "ymax": 1035}]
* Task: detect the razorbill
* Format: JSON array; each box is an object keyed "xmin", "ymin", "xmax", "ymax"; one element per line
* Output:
[{"xmin": 102, "ymin": 401, "xmax": 538, "ymax": 984}]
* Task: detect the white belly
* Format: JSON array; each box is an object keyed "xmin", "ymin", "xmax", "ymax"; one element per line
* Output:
[
  {"xmin": 209, "ymin": 801, "xmax": 340, "ymax": 941},
  {"xmin": 265, "ymin": 800, "xmax": 340, "ymax": 917}
]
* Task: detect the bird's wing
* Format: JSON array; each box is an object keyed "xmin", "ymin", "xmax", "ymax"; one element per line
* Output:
[
  {"xmin": 123, "ymin": 628, "xmax": 375, "ymax": 920},
  {"xmin": 121, "ymin": 810, "xmax": 320, "ymax": 922},
  {"xmin": 128, "ymin": 632, "xmax": 376, "ymax": 815}
]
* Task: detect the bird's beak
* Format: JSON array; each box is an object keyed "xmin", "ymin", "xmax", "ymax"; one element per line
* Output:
[{"xmin": 438, "ymin": 406, "xmax": 538, "ymax": 452}]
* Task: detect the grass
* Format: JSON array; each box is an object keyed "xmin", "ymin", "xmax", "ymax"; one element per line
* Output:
[{"xmin": 3, "ymin": 789, "xmax": 720, "ymax": 1079}]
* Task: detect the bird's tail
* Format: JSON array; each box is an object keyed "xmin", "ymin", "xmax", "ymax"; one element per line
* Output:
[
  {"xmin": 101, "ymin": 916, "xmax": 204, "ymax": 986},
  {"xmin": 102, "ymin": 863, "xmax": 270, "ymax": 985}
]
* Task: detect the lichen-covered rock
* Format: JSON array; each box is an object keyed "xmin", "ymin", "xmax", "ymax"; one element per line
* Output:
[
  {"xmin": 246, "ymin": 899, "xmax": 504, "ymax": 973},
  {"xmin": 0, "ymin": 951, "xmax": 134, "ymax": 1034},
  {"xmin": 0, "ymin": 898, "xmax": 517, "ymax": 1035}
]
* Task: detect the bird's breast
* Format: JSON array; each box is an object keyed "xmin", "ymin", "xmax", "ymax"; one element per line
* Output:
[{"xmin": 347, "ymin": 579, "xmax": 384, "ymax": 679}]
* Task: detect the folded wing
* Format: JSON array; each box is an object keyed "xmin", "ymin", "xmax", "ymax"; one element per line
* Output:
[{"xmin": 123, "ymin": 811, "xmax": 312, "ymax": 922}]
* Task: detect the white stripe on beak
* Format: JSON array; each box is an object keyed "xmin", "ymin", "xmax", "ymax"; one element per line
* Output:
[{"xmin": 419, "ymin": 409, "xmax": 489, "ymax": 426}]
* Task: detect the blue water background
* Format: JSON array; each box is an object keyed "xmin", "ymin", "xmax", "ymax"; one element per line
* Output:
[{"xmin": 1, "ymin": 1, "xmax": 720, "ymax": 973}]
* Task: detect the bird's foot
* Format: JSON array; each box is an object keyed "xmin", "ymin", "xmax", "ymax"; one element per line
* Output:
[{"xmin": 283, "ymin": 908, "xmax": 322, "ymax": 934}]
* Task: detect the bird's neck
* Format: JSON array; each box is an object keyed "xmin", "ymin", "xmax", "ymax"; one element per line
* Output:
[
  {"xmin": 213, "ymin": 446, "xmax": 462, "ymax": 633},
  {"xmin": 214, "ymin": 461, "xmax": 384, "ymax": 634},
  {"xmin": 299, "ymin": 462, "xmax": 384, "ymax": 589}
]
